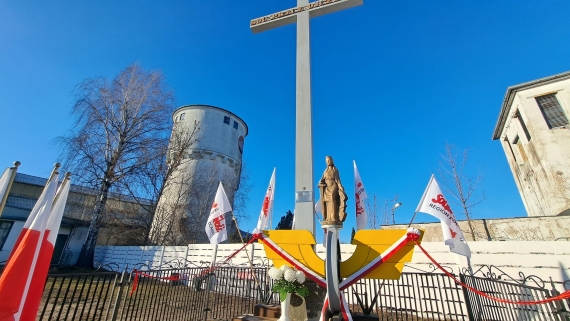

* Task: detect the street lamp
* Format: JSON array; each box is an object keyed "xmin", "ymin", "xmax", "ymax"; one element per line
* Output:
[{"xmin": 391, "ymin": 202, "xmax": 402, "ymax": 225}]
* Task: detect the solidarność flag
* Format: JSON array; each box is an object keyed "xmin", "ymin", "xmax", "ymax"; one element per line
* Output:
[
  {"xmin": 205, "ymin": 182, "xmax": 231, "ymax": 246},
  {"xmin": 353, "ymin": 161, "xmax": 368, "ymax": 230},
  {"xmin": 253, "ymin": 168, "xmax": 275, "ymax": 235},
  {"xmin": 415, "ymin": 174, "xmax": 471, "ymax": 258}
]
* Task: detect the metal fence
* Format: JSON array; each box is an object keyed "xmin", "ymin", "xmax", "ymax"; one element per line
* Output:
[
  {"xmin": 345, "ymin": 272, "xmax": 469, "ymax": 321},
  {"xmin": 34, "ymin": 263, "xmax": 570, "ymax": 321},
  {"xmin": 460, "ymin": 266, "xmax": 570, "ymax": 321},
  {"xmin": 37, "ymin": 264, "xmax": 278, "ymax": 321},
  {"xmin": 38, "ymin": 271, "xmax": 120, "ymax": 321}
]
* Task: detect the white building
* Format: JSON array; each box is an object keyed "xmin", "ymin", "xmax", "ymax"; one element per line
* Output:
[
  {"xmin": 493, "ymin": 71, "xmax": 570, "ymax": 217},
  {"xmin": 149, "ymin": 105, "xmax": 248, "ymax": 245}
]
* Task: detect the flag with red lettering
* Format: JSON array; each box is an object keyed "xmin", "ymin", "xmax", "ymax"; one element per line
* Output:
[
  {"xmin": 253, "ymin": 168, "xmax": 275, "ymax": 234},
  {"xmin": 0, "ymin": 169, "xmax": 62, "ymax": 320},
  {"xmin": 353, "ymin": 161, "xmax": 368, "ymax": 230},
  {"xmin": 415, "ymin": 175, "xmax": 471, "ymax": 258},
  {"xmin": 205, "ymin": 182, "xmax": 230, "ymax": 246}
]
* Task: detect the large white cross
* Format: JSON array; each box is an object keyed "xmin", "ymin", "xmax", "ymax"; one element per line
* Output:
[{"xmin": 251, "ymin": 0, "xmax": 362, "ymax": 235}]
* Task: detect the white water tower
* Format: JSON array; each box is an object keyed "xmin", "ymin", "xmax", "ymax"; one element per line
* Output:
[{"xmin": 150, "ymin": 105, "xmax": 248, "ymax": 245}]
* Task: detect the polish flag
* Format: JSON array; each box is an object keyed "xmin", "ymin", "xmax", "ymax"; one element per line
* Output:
[
  {"xmin": 253, "ymin": 168, "xmax": 275, "ymax": 234},
  {"xmin": 415, "ymin": 174, "xmax": 471, "ymax": 258},
  {"xmin": 353, "ymin": 161, "xmax": 368, "ymax": 230},
  {"xmin": 205, "ymin": 182, "xmax": 231, "ymax": 246},
  {"xmin": 0, "ymin": 169, "xmax": 71, "ymax": 320}
]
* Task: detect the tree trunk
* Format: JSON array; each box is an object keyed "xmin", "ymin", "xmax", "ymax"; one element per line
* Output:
[{"xmin": 76, "ymin": 178, "xmax": 112, "ymax": 268}]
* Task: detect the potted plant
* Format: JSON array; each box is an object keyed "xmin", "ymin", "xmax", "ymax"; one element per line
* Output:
[{"xmin": 268, "ymin": 265, "xmax": 309, "ymax": 321}]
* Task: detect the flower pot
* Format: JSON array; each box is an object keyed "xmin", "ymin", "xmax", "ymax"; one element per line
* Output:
[{"xmin": 278, "ymin": 293, "xmax": 292, "ymax": 321}]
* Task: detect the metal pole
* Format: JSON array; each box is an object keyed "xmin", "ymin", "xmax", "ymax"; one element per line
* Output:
[
  {"xmin": 203, "ymin": 244, "xmax": 218, "ymax": 321},
  {"xmin": 0, "ymin": 161, "xmax": 21, "ymax": 217},
  {"xmin": 108, "ymin": 268, "xmax": 127, "ymax": 321}
]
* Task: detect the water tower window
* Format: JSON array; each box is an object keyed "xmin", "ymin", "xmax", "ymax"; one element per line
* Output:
[
  {"xmin": 223, "ymin": 116, "xmax": 230, "ymax": 124},
  {"xmin": 180, "ymin": 113, "xmax": 185, "ymax": 120},
  {"xmin": 233, "ymin": 121, "xmax": 239, "ymax": 129}
]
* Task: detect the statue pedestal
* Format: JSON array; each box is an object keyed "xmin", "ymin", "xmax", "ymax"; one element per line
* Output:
[
  {"xmin": 352, "ymin": 314, "xmax": 379, "ymax": 321},
  {"xmin": 303, "ymin": 280, "xmax": 327, "ymax": 320}
]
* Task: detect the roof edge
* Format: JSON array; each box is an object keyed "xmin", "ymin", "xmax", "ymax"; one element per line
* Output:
[
  {"xmin": 492, "ymin": 70, "xmax": 570, "ymax": 140},
  {"xmin": 173, "ymin": 104, "xmax": 249, "ymax": 137}
]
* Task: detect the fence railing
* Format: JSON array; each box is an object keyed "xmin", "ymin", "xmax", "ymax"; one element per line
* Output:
[
  {"xmin": 35, "ymin": 264, "xmax": 570, "ymax": 321},
  {"xmin": 38, "ymin": 271, "xmax": 120, "ymax": 321}
]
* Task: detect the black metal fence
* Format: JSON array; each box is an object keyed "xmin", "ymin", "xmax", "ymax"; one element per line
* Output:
[
  {"xmin": 37, "ymin": 264, "xmax": 278, "ymax": 321},
  {"xmin": 345, "ymin": 272, "xmax": 469, "ymax": 320},
  {"xmin": 34, "ymin": 263, "xmax": 570, "ymax": 321},
  {"xmin": 38, "ymin": 271, "xmax": 120, "ymax": 321},
  {"xmin": 460, "ymin": 267, "xmax": 570, "ymax": 321}
]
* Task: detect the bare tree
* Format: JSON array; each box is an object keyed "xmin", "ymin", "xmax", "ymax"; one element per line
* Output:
[
  {"xmin": 365, "ymin": 194, "xmax": 398, "ymax": 228},
  {"xmin": 438, "ymin": 143, "xmax": 485, "ymax": 241},
  {"xmin": 120, "ymin": 120, "xmax": 201, "ymax": 245},
  {"xmin": 148, "ymin": 156, "xmax": 248, "ymax": 246},
  {"xmin": 59, "ymin": 63, "xmax": 175, "ymax": 267}
]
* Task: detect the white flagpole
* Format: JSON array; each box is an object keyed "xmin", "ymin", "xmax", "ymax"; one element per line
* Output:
[
  {"xmin": 0, "ymin": 161, "xmax": 21, "ymax": 217},
  {"xmin": 211, "ymin": 245, "xmax": 218, "ymax": 267},
  {"xmin": 408, "ymin": 174, "xmax": 435, "ymax": 227}
]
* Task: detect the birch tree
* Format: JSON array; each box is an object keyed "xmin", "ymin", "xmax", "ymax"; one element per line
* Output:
[{"xmin": 59, "ymin": 63, "xmax": 175, "ymax": 267}]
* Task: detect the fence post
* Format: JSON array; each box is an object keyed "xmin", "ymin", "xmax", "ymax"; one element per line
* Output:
[
  {"xmin": 459, "ymin": 273, "xmax": 476, "ymax": 321},
  {"xmin": 108, "ymin": 268, "xmax": 127, "ymax": 321}
]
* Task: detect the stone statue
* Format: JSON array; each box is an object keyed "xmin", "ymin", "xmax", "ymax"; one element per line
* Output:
[{"xmin": 318, "ymin": 156, "xmax": 348, "ymax": 225}]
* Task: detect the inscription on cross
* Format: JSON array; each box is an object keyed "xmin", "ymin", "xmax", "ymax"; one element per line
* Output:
[{"xmin": 250, "ymin": 0, "xmax": 362, "ymax": 235}]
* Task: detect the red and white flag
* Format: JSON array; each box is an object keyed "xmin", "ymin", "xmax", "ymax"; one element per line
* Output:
[
  {"xmin": 415, "ymin": 175, "xmax": 471, "ymax": 258},
  {"xmin": 353, "ymin": 161, "xmax": 368, "ymax": 230},
  {"xmin": 205, "ymin": 182, "xmax": 231, "ymax": 246},
  {"xmin": 0, "ymin": 168, "xmax": 71, "ymax": 321},
  {"xmin": 253, "ymin": 168, "xmax": 275, "ymax": 235}
]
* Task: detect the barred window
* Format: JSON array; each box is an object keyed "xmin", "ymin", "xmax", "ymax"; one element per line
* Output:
[{"xmin": 535, "ymin": 94, "xmax": 569, "ymax": 128}]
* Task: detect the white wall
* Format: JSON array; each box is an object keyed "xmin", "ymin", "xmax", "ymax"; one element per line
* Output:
[{"xmin": 94, "ymin": 240, "xmax": 570, "ymax": 289}]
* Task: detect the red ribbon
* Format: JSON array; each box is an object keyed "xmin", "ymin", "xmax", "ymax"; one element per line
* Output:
[{"xmin": 413, "ymin": 240, "xmax": 570, "ymax": 305}]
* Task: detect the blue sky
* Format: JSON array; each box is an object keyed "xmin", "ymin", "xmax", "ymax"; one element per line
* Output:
[{"xmin": 1, "ymin": 1, "xmax": 570, "ymax": 242}]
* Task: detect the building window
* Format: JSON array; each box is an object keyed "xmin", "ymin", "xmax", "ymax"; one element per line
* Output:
[
  {"xmin": 514, "ymin": 110, "xmax": 531, "ymax": 141},
  {"xmin": 223, "ymin": 116, "xmax": 230, "ymax": 124},
  {"xmin": 233, "ymin": 121, "xmax": 238, "ymax": 129},
  {"xmin": 0, "ymin": 220, "xmax": 14, "ymax": 250},
  {"xmin": 535, "ymin": 94, "xmax": 569, "ymax": 128},
  {"xmin": 179, "ymin": 113, "xmax": 185, "ymax": 120}
]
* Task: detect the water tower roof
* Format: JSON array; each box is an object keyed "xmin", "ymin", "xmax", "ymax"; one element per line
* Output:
[{"xmin": 174, "ymin": 104, "xmax": 248, "ymax": 136}]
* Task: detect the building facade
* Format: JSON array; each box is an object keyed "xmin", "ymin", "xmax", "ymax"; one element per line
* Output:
[
  {"xmin": 0, "ymin": 172, "xmax": 151, "ymax": 266},
  {"xmin": 149, "ymin": 105, "xmax": 248, "ymax": 245},
  {"xmin": 493, "ymin": 71, "xmax": 570, "ymax": 217}
]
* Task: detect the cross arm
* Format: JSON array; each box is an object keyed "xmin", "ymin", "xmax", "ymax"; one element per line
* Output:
[{"xmin": 250, "ymin": 0, "xmax": 363, "ymax": 34}]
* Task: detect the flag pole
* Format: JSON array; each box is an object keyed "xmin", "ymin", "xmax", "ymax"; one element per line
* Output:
[
  {"xmin": 408, "ymin": 174, "xmax": 434, "ymax": 227},
  {"xmin": 53, "ymin": 172, "xmax": 72, "ymax": 207},
  {"xmin": 0, "ymin": 161, "xmax": 21, "ymax": 217},
  {"xmin": 230, "ymin": 212, "xmax": 263, "ymax": 291}
]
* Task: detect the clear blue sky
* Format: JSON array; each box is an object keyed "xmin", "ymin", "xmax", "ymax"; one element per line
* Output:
[{"xmin": 1, "ymin": 1, "xmax": 570, "ymax": 242}]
